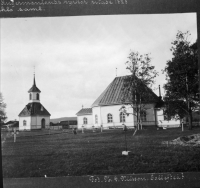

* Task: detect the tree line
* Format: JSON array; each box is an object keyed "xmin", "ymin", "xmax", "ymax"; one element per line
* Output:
[{"xmin": 121, "ymin": 31, "xmax": 199, "ymax": 130}]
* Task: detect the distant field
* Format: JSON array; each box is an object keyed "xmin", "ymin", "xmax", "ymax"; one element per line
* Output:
[{"xmin": 2, "ymin": 127, "xmax": 200, "ymax": 178}]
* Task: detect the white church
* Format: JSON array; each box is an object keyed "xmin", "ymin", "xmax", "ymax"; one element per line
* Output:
[
  {"xmin": 76, "ymin": 75, "xmax": 168, "ymax": 129},
  {"xmin": 18, "ymin": 75, "xmax": 51, "ymax": 131}
]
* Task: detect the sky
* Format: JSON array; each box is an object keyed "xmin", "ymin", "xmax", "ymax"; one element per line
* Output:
[{"xmin": 0, "ymin": 13, "xmax": 197, "ymax": 121}]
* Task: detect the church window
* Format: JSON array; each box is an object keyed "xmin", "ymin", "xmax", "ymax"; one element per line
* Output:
[
  {"xmin": 37, "ymin": 93, "xmax": 39, "ymax": 100},
  {"xmin": 29, "ymin": 93, "xmax": 32, "ymax": 100},
  {"xmin": 23, "ymin": 120, "xmax": 26, "ymax": 126},
  {"xmin": 140, "ymin": 110, "xmax": 147, "ymax": 122},
  {"xmin": 120, "ymin": 112, "xmax": 126, "ymax": 123},
  {"xmin": 83, "ymin": 117, "xmax": 87, "ymax": 124},
  {"xmin": 107, "ymin": 113, "xmax": 113, "ymax": 123},
  {"xmin": 95, "ymin": 115, "xmax": 98, "ymax": 124}
]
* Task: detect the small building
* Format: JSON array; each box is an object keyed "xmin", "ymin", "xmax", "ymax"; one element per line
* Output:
[
  {"xmin": 3, "ymin": 120, "xmax": 19, "ymax": 131},
  {"xmin": 18, "ymin": 75, "xmax": 51, "ymax": 131},
  {"xmin": 76, "ymin": 108, "xmax": 93, "ymax": 129},
  {"xmin": 60, "ymin": 120, "xmax": 77, "ymax": 129},
  {"xmin": 49, "ymin": 122, "xmax": 62, "ymax": 130},
  {"xmin": 50, "ymin": 117, "xmax": 77, "ymax": 129}
]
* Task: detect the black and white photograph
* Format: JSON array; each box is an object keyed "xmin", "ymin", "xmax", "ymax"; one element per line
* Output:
[{"xmin": 1, "ymin": 1, "xmax": 200, "ymax": 187}]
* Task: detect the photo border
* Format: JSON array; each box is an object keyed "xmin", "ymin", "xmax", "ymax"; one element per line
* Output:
[{"xmin": 1, "ymin": 0, "xmax": 200, "ymax": 187}]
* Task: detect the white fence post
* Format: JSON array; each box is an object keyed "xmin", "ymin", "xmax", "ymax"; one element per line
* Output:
[
  {"xmin": 82, "ymin": 125, "xmax": 84, "ymax": 133},
  {"xmin": 181, "ymin": 119, "xmax": 184, "ymax": 132}
]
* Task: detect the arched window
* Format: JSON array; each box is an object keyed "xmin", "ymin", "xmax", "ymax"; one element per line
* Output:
[
  {"xmin": 37, "ymin": 93, "xmax": 39, "ymax": 100},
  {"xmin": 107, "ymin": 113, "xmax": 113, "ymax": 123},
  {"xmin": 140, "ymin": 110, "xmax": 147, "ymax": 122},
  {"xmin": 120, "ymin": 112, "xmax": 126, "ymax": 123},
  {"xmin": 83, "ymin": 117, "xmax": 87, "ymax": 124},
  {"xmin": 29, "ymin": 93, "xmax": 32, "ymax": 100},
  {"xmin": 95, "ymin": 115, "xmax": 98, "ymax": 124},
  {"xmin": 23, "ymin": 120, "xmax": 26, "ymax": 126}
]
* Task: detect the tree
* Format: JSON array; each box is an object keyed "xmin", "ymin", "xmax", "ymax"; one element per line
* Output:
[
  {"xmin": 120, "ymin": 51, "xmax": 158, "ymax": 133},
  {"xmin": 163, "ymin": 98, "xmax": 188, "ymax": 120},
  {"xmin": 0, "ymin": 92, "xmax": 7, "ymax": 124},
  {"xmin": 163, "ymin": 31, "xmax": 199, "ymax": 130}
]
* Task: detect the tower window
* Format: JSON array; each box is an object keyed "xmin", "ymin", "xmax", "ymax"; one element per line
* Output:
[
  {"xmin": 107, "ymin": 113, "xmax": 113, "ymax": 123},
  {"xmin": 29, "ymin": 93, "xmax": 32, "ymax": 100},
  {"xmin": 37, "ymin": 93, "xmax": 39, "ymax": 100},
  {"xmin": 23, "ymin": 120, "xmax": 26, "ymax": 126}
]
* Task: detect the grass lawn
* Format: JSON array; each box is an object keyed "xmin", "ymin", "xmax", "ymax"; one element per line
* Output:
[{"xmin": 2, "ymin": 127, "xmax": 200, "ymax": 178}]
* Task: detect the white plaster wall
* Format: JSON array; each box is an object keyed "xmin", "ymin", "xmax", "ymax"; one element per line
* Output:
[
  {"xmin": 139, "ymin": 104, "xmax": 157, "ymax": 126},
  {"xmin": 77, "ymin": 104, "xmax": 164, "ymax": 129},
  {"xmin": 31, "ymin": 116, "xmax": 38, "ymax": 125},
  {"xmin": 146, "ymin": 108, "xmax": 155, "ymax": 121},
  {"xmin": 97, "ymin": 105, "xmax": 135, "ymax": 128},
  {"xmin": 19, "ymin": 116, "xmax": 31, "ymax": 131},
  {"xmin": 31, "ymin": 116, "xmax": 50, "ymax": 129},
  {"xmin": 31, "ymin": 116, "xmax": 41, "ymax": 129},
  {"xmin": 92, "ymin": 107, "xmax": 101, "ymax": 127},
  {"xmin": 77, "ymin": 114, "xmax": 93, "ymax": 129},
  {"xmin": 93, "ymin": 104, "xmax": 159, "ymax": 128},
  {"xmin": 29, "ymin": 92, "xmax": 40, "ymax": 103},
  {"xmin": 156, "ymin": 109, "xmax": 164, "ymax": 121},
  {"xmin": 36, "ymin": 116, "xmax": 50, "ymax": 126}
]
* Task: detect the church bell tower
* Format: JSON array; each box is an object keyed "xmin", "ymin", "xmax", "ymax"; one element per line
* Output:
[
  {"xmin": 28, "ymin": 74, "xmax": 41, "ymax": 103},
  {"xmin": 18, "ymin": 72, "xmax": 51, "ymax": 131}
]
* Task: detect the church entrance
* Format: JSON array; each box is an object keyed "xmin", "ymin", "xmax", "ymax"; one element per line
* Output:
[{"xmin": 41, "ymin": 118, "xmax": 45, "ymax": 129}]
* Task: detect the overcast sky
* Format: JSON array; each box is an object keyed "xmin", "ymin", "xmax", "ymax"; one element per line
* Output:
[{"xmin": 1, "ymin": 13, "xmax": 197, "ymax": 120}]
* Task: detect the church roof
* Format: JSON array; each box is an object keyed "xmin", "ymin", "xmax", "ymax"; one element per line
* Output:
[
  {"xmin": 91, "ymin": 76, "xmax": 161, "ymax": 107},
  {"xmin": 28, "ymin": 75, "xmax": 41, "ymax": 93},
  {"xmin": 76, "ymin": 108, "xmax": 92, "ymax": 115},
  {"xmin": 155, "ymin": 97, "xmax": 165, "ymax": 109},
  {"xmin": 18, "ymin": 102, "xmax": 51, "ymax": 117}
]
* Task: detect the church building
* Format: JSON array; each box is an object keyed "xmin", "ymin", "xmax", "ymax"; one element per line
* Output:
[
  {"xmin": 76, "ymin": 76, "xmax": 165, "ymax": 129},
  {"xmin": 18, "ymin": 75, "xmax": 51, "ymax": 131}
]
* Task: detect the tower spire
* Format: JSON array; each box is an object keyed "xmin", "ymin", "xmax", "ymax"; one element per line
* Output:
[
  {"xmin": 33, "ymin": 66, "xmax": 36, "ymax": 86},
  {"xmin": 28, "ymin": 66, "xmax": 41, "ymax": 93}
]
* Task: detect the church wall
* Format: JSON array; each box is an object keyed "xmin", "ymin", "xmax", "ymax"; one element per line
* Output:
[
  {"xmin": 19, "ymin": 116, "xmax": 31, "ymax": 131},
  {"xmin": 156, "ymin": 109, "xmax": 164, "ymax": 121},
  {"xmin": 36, "ymin": 116, "xmax": 50, "ymax": 126},
  {"xmin": 77, "ymin": 114, "xmax": 93, "ymax": 129},
  {"xmin": 31, "ymin": 116, "xmax": 41, "ymax": 129},
  {"xmin": 97, "ymin": 105, "xmax": 135, "ymax": 128},
  {"xmin": 92, "ymin": 107, "xmax": 102, "ymax": 128},
  {"xmin": 77, "ymin": 104, "xmax": 164, "ymax": 130},
  {"xmin": 31, "ymin": 116, "xmax": 50, "ymax": 129},
  {"xmin": 93, "ymin": 104, "xmax": 160, "ymax": 128},
  {"xmin": 146, "ymin": 107, "xmax": 156, "ymax": 124},
  {"xmin": 138, "ymin": 104, "xmax": 157, "ymax": 126}
]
